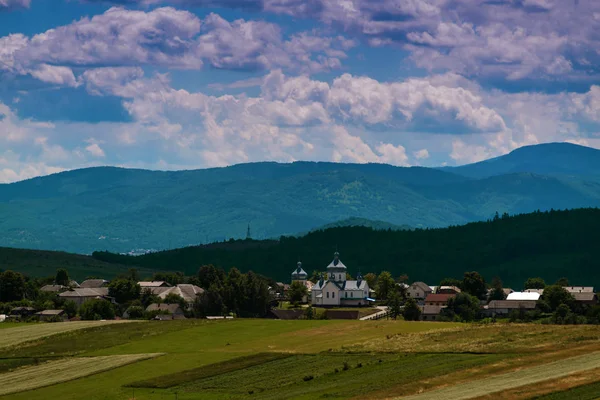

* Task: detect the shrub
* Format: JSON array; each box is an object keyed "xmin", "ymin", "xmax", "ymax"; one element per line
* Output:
[
  {"xmin": 125, "ymin": 306, "xmax": 145, "ymax": 319},
  {"xmin": 303, "ymin": 375, "xmax": 314, "ymax": 381},
  {"xmin": 342, "ymin": 362, "xmax": 349, "ymax": 371},
  {"xmin": 79, "ymin": 299, "xmax": 115, "ymax": 320}
]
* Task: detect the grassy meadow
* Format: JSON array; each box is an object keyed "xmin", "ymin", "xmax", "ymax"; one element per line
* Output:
[{"xmin": 0, "ymin": 319, "xmax": 599, "ymax": 399}]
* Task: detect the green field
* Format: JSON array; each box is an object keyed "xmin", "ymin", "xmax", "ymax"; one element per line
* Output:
[{"xmin": 0, "ymin": 319, "xmax": 599, "ymax": 400}]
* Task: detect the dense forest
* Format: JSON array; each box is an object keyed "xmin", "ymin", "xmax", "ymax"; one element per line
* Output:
[{"xmin": 91, "ymin": 208, "xmax": 600, "ymax": 289}]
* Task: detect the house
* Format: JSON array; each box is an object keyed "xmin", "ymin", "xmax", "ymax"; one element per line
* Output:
[
  {"xmin": 146, "ymin": 284, "xmax": 204, "ymax": 305},
  {"xmin": 565, "ymin": 286, "xmax": 594, "ymax": 293},
  {"xmin": 10, "ymin": 307, "xmax": 36, "ymax": 318},
  {"xmin": 41, "ymin": 285, "xmax": 67, "ymax": 293},
  {"xmin": 482, "ymin": 300, "xmax": 537, "ymax": 317},
  {"xmin": 571, "ymin": 292, "xmax": 599, "ymax": 305},
  {"xmin": 138, "ymin": 281, "xmax": 171, "ymax": 288},
  {"xmin": 507, "ymin": 292, "xmax": 541, "ymax": 301},
  {"xmin": 437, "ymin": 286, "xmax": 461, "ymax": 294},
  {"xmin": 79, "ymin": 279, "xmax": 109, "ymax": 288},
  {"xmin": 420, "ymin": 305, "xmax": 446, "ymax": 321},
  {"xmin": 524, "ymin": 289, "xmax": 544, "ymax": 295},
  {"xmin": 311, "ymin": 252, "xmax": 371, "ymax": 307},
  {"xmin": 41, "ymin": 280, "xmax": 80, "ymax": 292},
  {"xmin": 146, "ymin": 303, "xmax": 186, "ymax": 320},
  {"xmin": 424, "ymin": 293, "xmax": 455, "ymax": 306},
  {"xmin": 35, "ymin": 309, "xmax": 67, "ymax": 322},
  {"xmin": 58, "ymin": 287, "xmax": 111, "ymax": 306},
  {"xmin": 407, "ymin": 282, "xmax": 432, "ymax": 300}
]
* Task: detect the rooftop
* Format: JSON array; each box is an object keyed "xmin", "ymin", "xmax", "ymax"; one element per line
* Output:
[{"xmin": 506, "ymin": 292, "xmax": 541, "ymax": 301}]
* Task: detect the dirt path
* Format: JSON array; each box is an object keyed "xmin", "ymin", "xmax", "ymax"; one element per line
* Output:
[
  {"xmin": 396, "ymin": 351, "xmax": 600, "ymax": 400},
  {"xmin": 0, "ymin": 320, "xmax": 139, "ymax": 349}
]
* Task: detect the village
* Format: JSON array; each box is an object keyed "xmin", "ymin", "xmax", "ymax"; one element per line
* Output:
[{"xmin": 2, "ymin": 251, "xmax": 598, "ymax": 325}]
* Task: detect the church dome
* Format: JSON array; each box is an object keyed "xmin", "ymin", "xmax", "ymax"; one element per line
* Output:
[
  {"xmin": 326, "ymin": 251, "xmax": 347, "ymax": 272},
  {"xmin": 291, "ymin": 261, "xmax": 308, "ymax": 279}
]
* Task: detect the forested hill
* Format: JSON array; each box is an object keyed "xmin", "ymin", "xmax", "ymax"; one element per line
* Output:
[
  {"xmin": 92, "ymin": 208, "xmax": 600, "ymax": 289},
  {"xmin": 2, "ymin": 142, "xmax": 600, "ymax": 254}
]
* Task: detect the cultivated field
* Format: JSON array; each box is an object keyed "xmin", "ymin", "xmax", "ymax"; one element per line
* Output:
[
  {"xmin": 0, "ymin": 354, "xmax": 161, "ymax": 396},
  {"xmin": 0, "ymin": 320, "xmax": 137, "ymax": 349},
  {"xmin": 0, "ymin": 319, "xmax": 599, "ymax": 399}
]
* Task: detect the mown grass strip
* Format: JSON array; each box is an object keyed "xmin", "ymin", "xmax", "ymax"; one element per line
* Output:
[
  {"xmin": 0, "ymin": 320, "xmax": 139, "ymax": 349},
  {"xmin": 127, "ymin": 352, "xmax": 293, "ymax": 388},
  {"xmin": 397, "ymin": 351, "xmax": 600, "ymax": 400},
  {"xmin": 0, "ymin": 354, "xmax": 162, "ymax": 396}
]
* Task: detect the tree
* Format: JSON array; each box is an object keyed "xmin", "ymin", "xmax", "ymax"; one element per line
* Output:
[
  {"xmin": 304, "ymin": 306, "xmax": 314, "ymax": 320},
  {"xmin": 164, "ymin": 293, "xmax": 187, "ymax": 310},
  {"xmin": 288, "ymin": 281, "xmax": 308, "ymax": 304},
  {"xmin": 127, "ymin": 268, "xmax": 140, "ymax": 282},
  {"xmin": 62, "ymin": 300, "xmax": 78, "ymax": 319},
  {"xmin": 488, "ymin": 276, "xmax": 506, "ymax": 301},
  {"xmin": 125, "ymin": 305, "xmax": 145, "ymax": 319},
  {"xmin": 198, "ymin": 265, "xmax": 225, "ymax": 289},
  {"xmin": 193, "ymin": 283, "xmax": 225, "ymax": 317},
  {"xmin": 542, "ymin": 285, "xmax": 574, "ymax": 311},
  {"xmin": 309, "ymin": 270, "xmax": 322, "ymax": 284},
  {"xmin": 0, "ymin": 270, "xmax": 26, "ymax": 302},
  {"xmin": 402, "ymin": 297, "xmax": 421, "ymax": 321},
  {"xmin": 151, "ymin": 271, "xmax": 184, "ymax": 286},
  {"xmin": 387, "ymin": 290, "xmax": 402, "ymax": 319},
  {"xmin": 552, "ymin": 303, "xmax": 575, "ymax": 325},
  {"xmin": 108, "ymin": 279, "xmax": 141, "ymax": 304},
  {"xmin": 439, "ymin": 278, "xmax": 462, "ymax": 288},
  {"xmin": 554, "ymin": 277, "xmax": 570, "ymax": 287},
  {"xmin": 445, "ymin": 293, "xmax": 481, "ymax": 322},
  {"xmin": 140, "ymin": 288, "xmax": 160, "ymax": 308},
  {"xmin": 364, "ymin": 273, "xmax": 377, "ymax": 289},
  {"xmin": 462, "ymin": 271, "xmax": 487, "ymax": 299},
  {"xmin": 376, "ymin": 271, "xmax": 395, "ymax": 301},
  {"xmin": 80, "ymin": 299, "xmax": 115, "ymax": 320},
  {"xmin": 524, "ymin": 277, "xmax": 546, "ymax": 290},
  {"xmin": 55, "ymin": 269, "xmax": 70, "ymax": 286}
]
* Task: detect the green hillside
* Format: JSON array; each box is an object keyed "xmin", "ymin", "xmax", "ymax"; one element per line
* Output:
[
  {"xmin": 3, "ymin": 143, "xmax": 600, "ymax": 254},
  {"xmin": 0, "ymin": 247, "xmax": 148, "ymax": 281},
  {"xmin": 90, "ymin": 208, "xmax": 600, "ymax": 289}
]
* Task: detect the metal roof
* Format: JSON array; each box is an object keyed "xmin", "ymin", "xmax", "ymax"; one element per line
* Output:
[{"xmin": 506, "ymin": 292, "xmax": 541, "ymax": 301}]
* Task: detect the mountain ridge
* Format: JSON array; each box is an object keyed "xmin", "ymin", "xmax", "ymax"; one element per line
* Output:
[{"xmin": 2, "ymin": 142, "xmax": 600, "ymax": 253}]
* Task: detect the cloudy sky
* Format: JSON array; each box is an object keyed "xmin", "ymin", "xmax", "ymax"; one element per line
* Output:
[{"xmin": 1, "ymin": 0, "xmax": 599, "ymax": 182}]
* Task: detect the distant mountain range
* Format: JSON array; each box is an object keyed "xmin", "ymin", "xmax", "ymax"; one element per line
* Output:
[{"xmin": 2, "ymin": 142, "xmax": 600, "ymax": 254}]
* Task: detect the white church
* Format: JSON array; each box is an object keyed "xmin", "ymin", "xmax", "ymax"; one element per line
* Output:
[{"xmin": 293, "ymin": 252, "xmax": 372, "ymax": 307}]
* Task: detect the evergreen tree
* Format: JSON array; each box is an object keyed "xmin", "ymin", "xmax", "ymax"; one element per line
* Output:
[
  {"xmin": 488, "ymin": 276, "xmax": 505, "ymax": 301},
  {"xmin": 0, "ymin": 270, "xmax": 26, "ymax": 302},
  {"xmin": 387, "ymin": 290, "xmax": 402, "ymax": 319},
  {"xmin": 55, "ymin": 269, "xmax": 70, "ymax": 286},
  {"xmin": 402, "ymin": 297, "xmax": 421, "ymax": 321},
  {"xmin": 376, "ymin": 271, "xmax": 395, "ymax": 301}
]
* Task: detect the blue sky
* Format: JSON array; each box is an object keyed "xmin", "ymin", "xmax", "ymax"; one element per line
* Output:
[{"xmin": 1, "ymin": 0, "xmax": 599, "ymax": 182}]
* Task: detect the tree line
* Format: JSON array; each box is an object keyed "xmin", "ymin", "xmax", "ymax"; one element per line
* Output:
[{"xmin": 91, "ymin": 208, "xmax": 600, "ymax": 288}]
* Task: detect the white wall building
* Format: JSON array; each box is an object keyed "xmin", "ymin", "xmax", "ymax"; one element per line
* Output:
[{"xmin": 310, "ymin": 252, "xmax": 371, "ymax": 307}]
